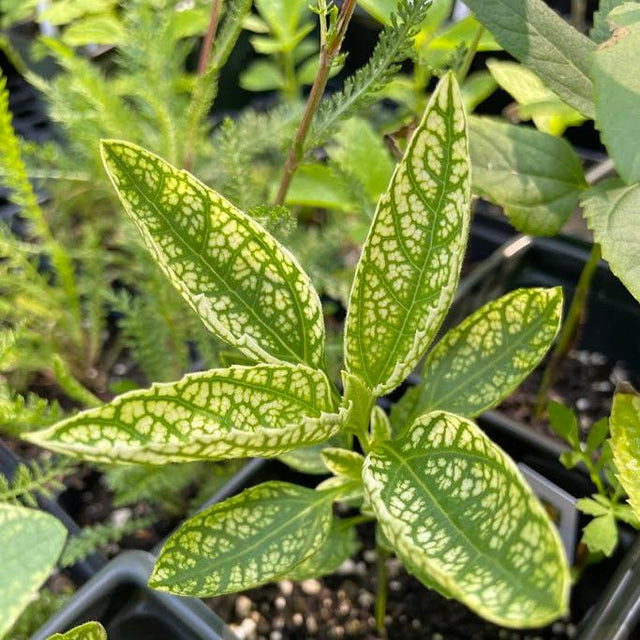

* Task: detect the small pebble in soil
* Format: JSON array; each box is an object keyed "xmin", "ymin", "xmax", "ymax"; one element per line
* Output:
[
  {"xmin": 235, "ymin": 595, "xmax": 252, "ymax": 618},
  {"xmin": 278, "ymin": 580, "xmax": 294, "ymax": 596},
  {"xmin": 301, "ymin": 578, "xmax": 322, "ymax": 595}
]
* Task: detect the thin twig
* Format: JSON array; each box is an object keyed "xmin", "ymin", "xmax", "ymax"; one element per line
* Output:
[
  {"xmin": 274, "ymin": 0, "xmax": 358, "ymax": 206},
  {"xmin": 197, "ymin": 0, "xmax": 223, "ymax": 76}
]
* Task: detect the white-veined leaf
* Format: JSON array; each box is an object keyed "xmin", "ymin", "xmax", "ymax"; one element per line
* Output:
[
  {"xmin": 100, "ymin": 140, "xmax": 326, "ymax": 370},
  {"xmin": 0, "ymin": 504, "xmax": 67, "ymax": 637},
  {"xmin": 582, "ymin": 180, "xmax": 640, "ymax": 303},
  {"xmin": 149, "ymin": 482, "xmax": 333, "ymax": 596},
  {"xmin": 610, "ymin": 389, "xmax": 640, "ymax": 520},
  {"xmin": 345, "ymin": 72, "xmax": 471, "ymax": 396},
  {"xmin": 283, "ymin": 519, "xmax": 360, "ymax": 581},
  {"xmin": 363, "ymin": 411, "xmax": 569, "ymax": 627},
  {"xmin": 46, "ymin": 621, "xmax": 108, "ymax": 640},
  {"xmin": 394, "ymin": 288, "xmax": 562, "ymax": 427},
  {"xmin": 25, "ymin": 364, "xmax": 347, "ymax": 464}
]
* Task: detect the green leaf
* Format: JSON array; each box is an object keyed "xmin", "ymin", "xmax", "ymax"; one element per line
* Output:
[
  {"xmin": 25, "ymin": 364, "xmax": 348, "ymax": 464},
  {"xmin": 586, "ymin": 417, "xmax": 610, "ymax": 454},
  {"xmin": 394, "ymin": 288, "xmax": 562, "ymax": 426},
  {"xmin": 592, "ymin": 4, "xmax": 640, "ymax": 184},
  {"xmin": 284, "ymin": 164, "xmax": 356, "ymax": 211},
  {"xmin": 316, "ymin": 475, "xmax": 364, "ymax": 502},
  {"xmin": 0, "ymin": 504, "xmax": 67, "ymax": 638},
  {"xmin": 469, "ymin": 115, "xmax": 586, "ymax": 236},
  {"xmin": 581, "ymin": 512, "xmax": 618, "ymax": 556},
  {"xmin": 329, "ymin": 118, "xmax": 395, "ymax": 203},
  {"xmin": 464, "ymin": 0, "xmax": 596, "ymax": 118},
  {"xmin": 46, "ymin": 621, "xmax": 107, "ymax": 640},
  {"xmin": 38, "ymin": 0, "xmax": 116, "ymax": 25},
  {"xmin": 345, "ymin": 72, "xmax": 471, "ymax": 396},
  {"xmin": 576, "ymin": 496, "xmax": 610, "ymax": 517},
  {"xmin": 239, "ymin": 60, "xmax": 284, "ymax": 92},
  {"xmin": 278, "ymin": 433, "xmax": 352, "ymax": 474},
  {"xmin": 548, "ymin": 401, "xmax": 580, "ymax": 448},
  {"xmin": 362, "ymin": 411, "xmax": 569, "ymax": 627},
  {"xmin": 254, "ymin": 0, "xmax": 309, "ymax": 41},
  {"xmin": 321, "ymin": 448, "xmax": 364, "ymax": 480},
  {"xmin": 461, "ymin": 71, "xmax": 498, "ymax": 113},
  {"xmin": 591, "ymin": 0, "xmax": 631, "ymax": 43},
  {"xmin": 357, "ymin": 0, "xmax": 398, "ymax": 23},
  {"xmin": 61, "ymin": 14, "xmax": 125, "ymax": 46},
  {"xmin": 100, "ymin": 140, "xmax": 326, "ymax": 370},
  {"xmin": 149, "ymin": 482, "xmax": 333, "ymax": 596},
  {"xmin": 582, "ymin": 180, "xmax": 640, "ymax": 303},
  {"xmin": 610, "ymin": 389, "xmax": 640, "ymax": 520},
  {"xmin": 486, "ymin": 59, "xmax": 585, "ymax": 135},
  {"xmin": 371, "ymin": 405, "xmax": 392, "ymax": 444},
  {"xmin": 283, "ymin": 519, "xmax": 360, "ymax": 581}
]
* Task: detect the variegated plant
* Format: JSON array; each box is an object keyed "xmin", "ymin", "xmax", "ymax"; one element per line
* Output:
[{"xmin": 26, "ymin": 74, "xmax": 569, "ymax": 629}]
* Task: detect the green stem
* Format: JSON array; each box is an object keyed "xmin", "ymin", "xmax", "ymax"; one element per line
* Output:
[
  {"xmin": 274, "ymin": 0, "xmax": 357, "ymax": 205},
  {"xmin": 375, "ymin": 542, "xmax": 389, "ymax": 635},
  {"xmin": 535, "ymin": 243, "xmax": 602, "ymax": 417},
  {"xmin": 457, "ymin": 26, "xmax": 484, "ymax": 85}
]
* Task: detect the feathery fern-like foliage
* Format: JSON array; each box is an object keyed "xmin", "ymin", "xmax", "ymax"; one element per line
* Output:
[{"xmin": 0, "ymin": 458, "xmax": 73, "ymax": 507}]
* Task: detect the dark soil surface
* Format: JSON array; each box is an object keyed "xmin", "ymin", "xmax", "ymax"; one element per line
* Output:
[
  {"xmin": 209, "ymin": 523, "xmax": 575, "ymax": 640},
  {"xmin": 499, "ymin": 349, "xmax": 640, "ymax": 443}
]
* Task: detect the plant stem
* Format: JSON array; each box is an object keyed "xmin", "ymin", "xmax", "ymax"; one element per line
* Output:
[
  {"xmin": 570, "ymin": 0, "xmax": 587, "ymax": 33},
  {"xmin": 375, "ymin": 543, "xmax": 389, "ymax": 636},
  {"xmin": 534, "ymin": 242, "xmax": 602, "ymax": 417},
  {"xmin": 197, "ymin": 0, "xmax": 223, "ymax": 76},
  {"xmin": 274, "ymin": 0, "xmax": 357, "ymax": 206},
  {"xmin": 457, "ymin": 25, "xmax": 484, "ymax": 85}
]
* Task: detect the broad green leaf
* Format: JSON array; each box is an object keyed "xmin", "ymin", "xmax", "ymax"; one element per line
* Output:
[
  {"xmin": 25, "ymin": 364, "xmax": 347, "ymax": 464},
  {"xmin": 283, "ymin": 520, "xmax": 360, "ymax": 581},
  {"xmin": 610, "ymin": 390, "xmax": 640, "ymax": 520},
  {"xmin": 426, "ymin": 16, "xmax": 501, "ymax": 53},
  {"xmin": 39, "ymin": 0, "xmax": 116, "ymax": 25},
  {"xmin": 576, "ymin": 496, "xmax": 610, "ymax": 518},
  {"xmin": 47, "ymin": 621, "xmax": 108, "ymax": 640},
  {"xmin": 284, "ymin": 164, "xmax": 356, "ymax": 211},
  {"xmin": 239, "ymin": 60, "xmax": 284, "ymax": 92},
  {"xmin": 394, "ymin": 288, "xmax": 562, "ymax": 426},
  {"xmin": 592, "ymin": 4, "xmax": 640, "ymax": 184},
  {"xmin": 0, "ymin": 504, "xmax": 67, "ymax": 637},
  {"xmin": 469, "ymin": 115, "xmax": 586, "ymax": 236},
  {"xmin": 278, "ymin": 432, "xmax": 352, "ymax": 474},
  {"xmin": 486, "ymin": 60, "xmax": 585, "ymax": 135},
  {"xmin": 321, "ymin": 448, "xmax": 364, "ymax": 480},
  {"xmin": 100, "ymin": 141, "xmax": 326, "ymax": 370},
  {"xmin": 357, "ymin": 0, "xmax": 398, "ymax": 24},
  {"xmin": 149, "ymin": 482, "xmax": 333, "ymax": 596},
  {"xmin": 587, "ymin": 417, "xmax": 610, "ymax": 454},
  {"xmin": 363, "ymin": 411, "xmax": 569, "ymax": 627},
  {"xmin": 548, "ymin": 401, "xmax": 579, "ymax": 448},
  {"xmin": 345, "ymin": 72, "xmax": 471, "ymax": 396},
  {"xmin": 61, "ymin": 14, "xmax": 125, "ymax": 46},
  {"xmin": 464, "ymin": 0, "xmax": 596, "ymax": 118},
  {"xmin": 329, "ymin": 118, "xmax": 395, "ymax": 203},
  {"xmin": 461, "ymin": 71, "xmax": 498, "ymax": 113},
  {"xmin": 582, "ymin": 180, "xmax": 640, "ymax": 303},
  {"xmin": 316, "ymin": 475, "xmax": 364, "ymax": 502},
  {"xmin": 581, "ymin": 512, "xmax": 618, "ymax": 556}
]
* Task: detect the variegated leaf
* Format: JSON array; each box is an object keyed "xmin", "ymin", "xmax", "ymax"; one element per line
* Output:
[
  {"xmin": 283, "ymin": 519, "xmax": 360, "ymax": 581},
  {"xmin": 344, "ymin": 72, "xmax": 471, "ymax": 396},
  {"xmin": 0, "ymin": 504, "xmax": 67, "ymax": 638},
  {"xmin": 149, "ymin": 482, "xmax": 333, "ymax": 596},
  {"xmin": 47, "ymin": 621, "xmax": 107, "ymax": 640},
  {"xmin": 101, "ymin": 140, "xmax": 326, "ymax": 370},
  {"xmin": 371, "ymin": 405, "xmax": 392, "ymax": 444},
  {"xmin": 363, "ymin": 411, "xmax": 569, "ymax": 627},
  {"xmin": 321, "ymin": 448, "xmax": 364, "ymax": 480},
  {"xmin": 394, "ymin": 288, "xmax": 563, "ymax": 427},
  {"xmin": 25, "ymin": 364, "xmax": 347, "ymax": 464},
  {"xmin": 610, "ymin": 389, "xmax": 640, "ymax": 520},
  {"xmin": 278, "ymin": 433, "xmax": 352, "ymax": 475}
]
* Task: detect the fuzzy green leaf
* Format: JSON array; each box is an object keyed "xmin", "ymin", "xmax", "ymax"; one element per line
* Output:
[
  {"xmin": 345, "ymin": 72, "xmax": 471, "ymax": 396},
  {"xmin": 283, "ymin": 519, "xmax": 360, "ymax": 581},
  {"xmin": 46, "ymin": 621, "xmax": 107, "ymax": 640},
  {"xmin": 394, "ymin": 288, "xmax": 562, "ymax": 427},
  {"xmin": 150, "ymin": 482, "xmax": 333, "ymax": 596},
  {"xmin": 321, "ymin": 448, "xmax": 364, "ymax": 480},
  {"xmin": 100, "ymin": 140, "xmax": 326, "ymax": 370},
  {"xmin": 469, "ymin": 116, "xmax": 586, "ymax": 236},
  {"xmin": 464, "ymin": 0, "xmax": 596, "ymax": 118},
  {"xmin": 592, "ymin": 4, "xmax": 640, "ymax": 184},
  {"xmin": 582, "ymin": 180, "xmax": 640, "ymax": 303},
  {"xmin": 610, "ymin": 389, "xmax": 640, "ymax": 520},
  {"xmin": 363, "ymin": 411, "xmax": 569, "ymax": 627},
  {"xmin": 0, "ymin": 504, "xmax": 67, "ymax": 637},
  {"xmin": 25, "ymin": 364, "xmax": 347, "ymax": 464}
]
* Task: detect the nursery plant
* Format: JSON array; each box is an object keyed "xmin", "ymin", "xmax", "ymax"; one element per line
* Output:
[{"xmin": 25, "ymin": 73, "xmax": 572, "ymax": 630}]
